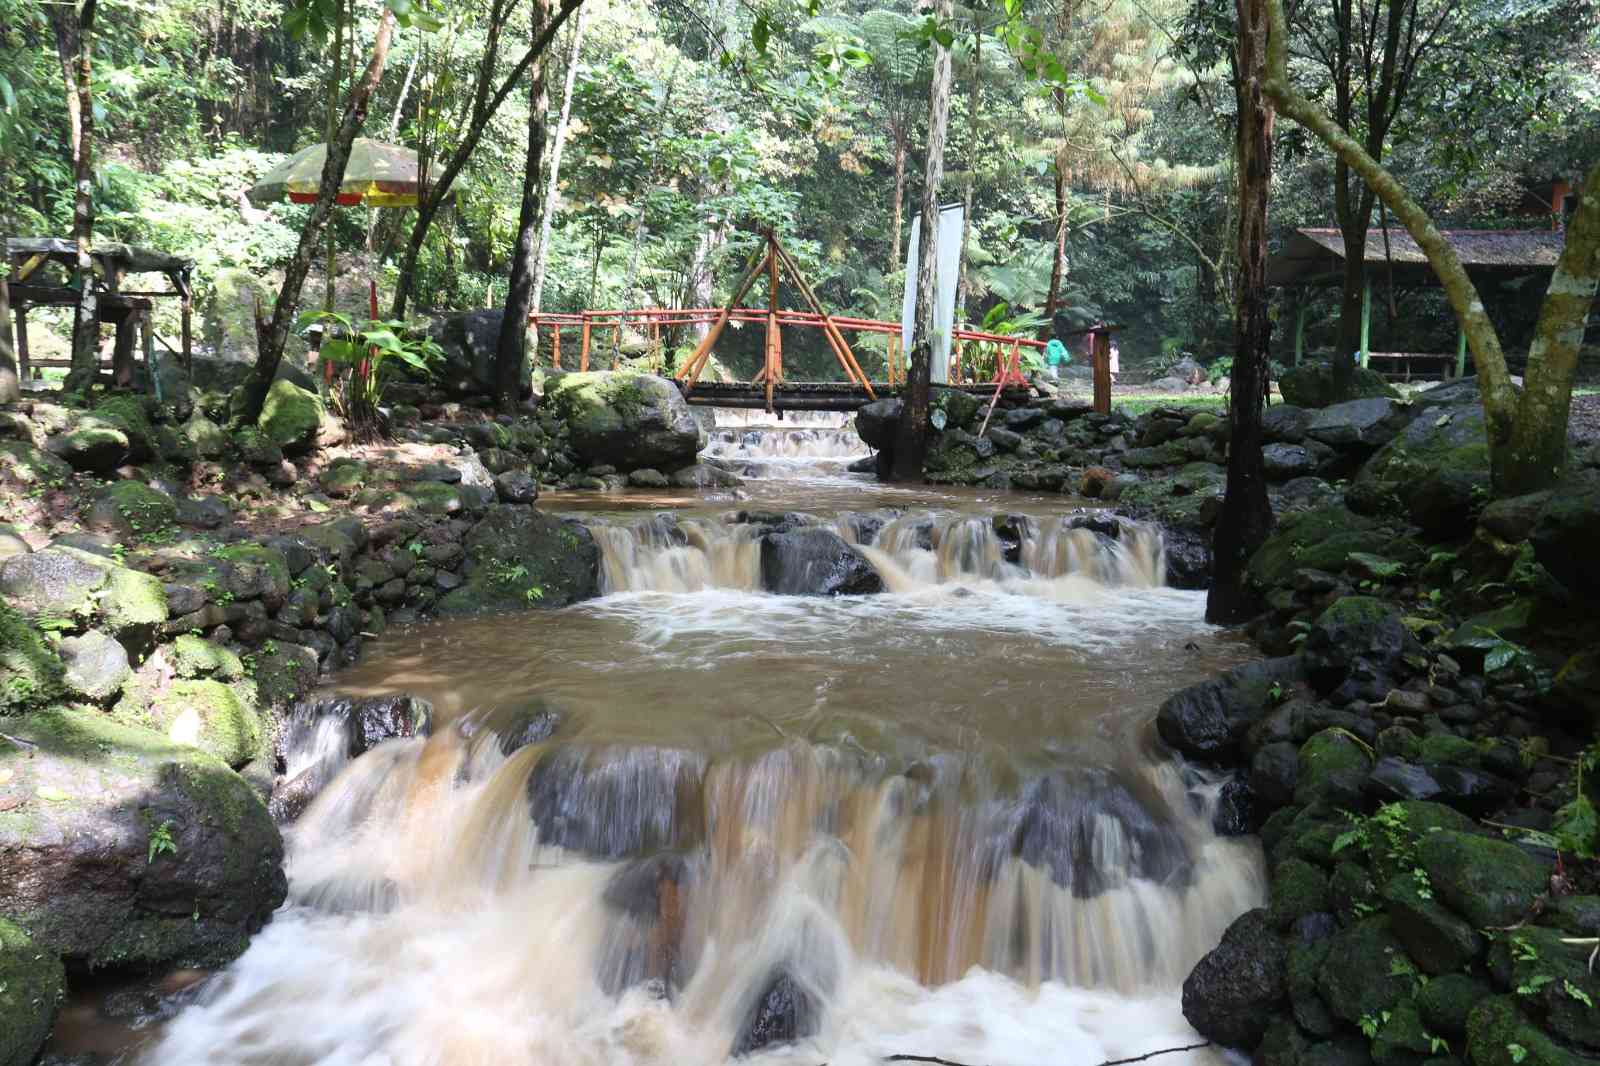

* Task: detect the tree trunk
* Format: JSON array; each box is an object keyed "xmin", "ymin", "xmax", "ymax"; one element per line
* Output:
[
  {"xmin": 239, "ymin": 10, "xmax": 396, "ymax": 425},
  {"xmin": 324, "ymin": 0, "xmax": 345, "ymax": 314},
  {"xmin": 890, "ymin": 0, "xmax": 954, "ymax": 483},
  {"xmin": 64, "ymin": 0, "xmax": 100, "ymax": 397},
  {"xmin": 1503, "ymin": 159, "xmax": 1600, "ymax": 487},
  {"xmin": 1044, "ymin": 159, "xmax": 1067, "ymax": 319},
  {"xmin": 390, "ymin": 0, "xmax": 583, "ymax": 319},
  {"xmin": 49, "ymin": 8, "xmax": 82, "ymax": 166},
  {"xmin": 1208, "ymin": 0, "xmax": 1277, "ymax": 624},
  {"xmin": 493, "ymin": 0, "xmax": 553, "ymax": 410},
  {"xmin": 890, "ymin": 131, "xmax": 907, "ymax": 273},
  {"xmin": 532, "ymin": 2, "xmax": 588, "ymax": 314},
  {"xmin": 1332, "ymin": 207, "xmax": 1367, "ymax": 383},
  {"xmin": 954, "ymin": 24, "xmax": 980, "ymax": 327}
]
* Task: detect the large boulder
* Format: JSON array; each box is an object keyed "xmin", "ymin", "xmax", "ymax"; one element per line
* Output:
[
  {"xmin": 759, "ymin": 528, "xmax": 884, "ymax": 596},
  {"xmin": 425, "ymin": 308, "xmax": 515, "ymax": 397},
  {"xmin": 1348, "ymin": 401, "xmax": 1491, "ymax": 534},
  {"xmin": 187, "ymin": 354, "xmax": 315, "ymax": 394},
  {"xmin": 435, "ymin": 505, "xmax": 601, "ymax": 616},
  {"xmin": 1301, "ymin": 596, "xmax": 1423, "ymax": 701},
  {"xmin": 1181, "ymin": 908, "xmax": 1285, "ymax": 1049},
  {"xmin": 0, "ymin": 708, "xmax": 286, "ymax": 970},
  {"xmin": 1246, "ymin": 505, "xmax": 1395, "ymax": 594},
  {"xmin": 0, "ymin": 547, "xmax": 168, "ymax": 642},
  {"xmin": 1417, "ymin": 831, "xmax": 1552, "ymax": 928},
  {"xmin": 0, "ymin": 441, "xmax": 72, "ymax": 488},
  {"xmin": 1279, "ymin": 362, "xmax": 1401, "ymax": 408},
  {"xmin": 0, "ymin": 918, "xmax": 65, "ymax": 1066},
  {"xmin": 257, "ymin": 379, "xmax": 325, "ymax": 456},
  {"xmin": 1157, "ymin": 656, "xmax": 1304, "ymax": 760},
  {"xmin": 1305, "ymin": 397, "xmax": 1410, "ymax": 450},
  {"xmin": 545, "ymin": 372, "xmax": 701, "ymax": 471},
  {"xmin": 1530, "ymin": 475, "xmax": 1600, "ymax": 597},
  {"xmin": 44, "ymin": 417, "xmax": 131, "ymax": 473},
  {"xmin": 855, "ymin": 397, "xmax": 901, "ymax": 451}
]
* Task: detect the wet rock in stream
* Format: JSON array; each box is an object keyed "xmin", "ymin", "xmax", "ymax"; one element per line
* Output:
[
  {"xmin": 732, "ymin": 970, "xmax": 821, "ymax": 1056},
  {"xmin": 758, "ymin": 527, "xmax": 883, "ymax": 596}
]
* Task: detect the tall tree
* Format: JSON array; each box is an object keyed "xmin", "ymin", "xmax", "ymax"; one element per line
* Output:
[
  {"xmin": 237, "ymin": 7, "xmax": 397, "ymax": 425},
  {"xmin": 1286, "ymin": 0, "xmax": 1455, "ymax": 395},
  {"xmin": 493, "ymin": 0, "xmax": 553, "ymax": 409},
  {"xmin": 55, "ymin": 0, "xmax": 99, "ymax": 395},
  {"xmin": 531, "ymin": 3, "xmax": 589, "ymax": 314},
  {"xmin": 1208, "ymin": 0, "xmax": 1276, "ymax": 623},
  {"xmin": 0, "ymin": 258, "xmax": 17, "ymax": 404},
  {"xmin": 1263, "ymin": 0, "xmax": 1600, "ymax": 492},
  {"xmin": 890, "ymin": 0, "xmax": 955, "ymax": 482},
  {"xmin": 389, "ymin": 0, "xmax": 583, "ymax": 319}
]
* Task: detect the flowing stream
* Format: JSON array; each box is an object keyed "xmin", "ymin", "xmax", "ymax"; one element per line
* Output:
[{"xmin": 100, "ymin": 416, "xmax": 1264, "ymax": 1066}]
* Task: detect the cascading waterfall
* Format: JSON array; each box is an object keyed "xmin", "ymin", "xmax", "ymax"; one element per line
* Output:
[
  {"xmin": 588, "ymin": 509, "xmax": 1165, "ymax": 595},
  {"xmin": 132, "ymin": 431, "xmax": 1262, "ymax": 1066}
]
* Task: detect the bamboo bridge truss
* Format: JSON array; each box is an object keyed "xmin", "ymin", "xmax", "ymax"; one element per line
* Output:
[{"xmin": 526, "ymin": 232, "xmax": 1047, "ymax": 413}]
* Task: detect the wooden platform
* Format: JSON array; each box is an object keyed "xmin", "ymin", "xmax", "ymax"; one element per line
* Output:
[{"xmin": 676, "ymin": 380, "xmax": 1034, "ymax": 412}]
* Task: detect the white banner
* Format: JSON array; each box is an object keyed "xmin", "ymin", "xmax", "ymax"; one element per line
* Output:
[{"xmin": 901, "ymin": 203, "xmax": 964, "ymax": 384}]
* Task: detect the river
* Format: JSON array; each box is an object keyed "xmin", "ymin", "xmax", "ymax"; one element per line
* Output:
[{"xmin": 64, "ymin": 414, "xmax": 1266, "ymax": 1066}]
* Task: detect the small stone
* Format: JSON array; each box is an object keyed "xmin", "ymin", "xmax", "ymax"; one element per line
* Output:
[
  {"xmin": 58, "ymin": 629, "xmax": 131, "ymax": 701},
  {"xmin": 495, "ymin": 469, "xmax": 540, "ymax": 503}
]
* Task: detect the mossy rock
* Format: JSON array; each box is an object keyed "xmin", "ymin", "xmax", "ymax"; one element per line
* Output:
[
  {"xmin": 212, "ymin": 544, "xmax": 291, "ymax": 602},
  {"xmin": 1466, "ymin": 996, "xmax": 1593, "ymax": 1066},
  {"xmin": 1419, "ymin": 974, "xmax": 1494, "ymax": 1039},
  {"xmin": 1381, "ymin": 870, "xmax": 1485, "ymax": 974},
  {"xmin": 1248, "ymin": 504, "xmax": 1394, "ymax": 592},
  {"xmin": 319, "ymin": 459, "xmax": 368, "ymax": 498},
  {"xmin": 1296, "ymin": 727, "xmax": 1373, "ymax": 804},
  {"xmin": 44, "ymin": 421, "xmax": 130, "ymax": 473},
  {"xmin": 257, "ymin": 379, "xmax": 324, "ymax": 455},
  {"xmin": 143, "ymin": 679, "xmax": 263, "ymax": 768},
  {"xmin": 0, "ymin": 708, "xmax": 285, "ymax": 970},
  {"xmin": 0, "ymin": 917, "xmax": 65, "ymax": 1066},
  {"xmin": 1417, "ymin": 734, "xmax": 1482, "ymax": 769},
  {"xmin": 90, "ymin": 395, "xmax": 155, "ymax": 459},
  {"xmin": 1417, "ymin": 831, "xmax": 1551, "ymax": 928},
  {"xmin": 1316, "ymin": 916, "xmax": 1417, "ymax": 1025},
  {"xmin": 544, "ymin": 372, "xmax": 700, "ymax": 471},
  {"xmin": 251, "ymin": 641, "xmax": 319, "ymax": 712},
  {"xmin": 102, "ymin": 564, "xmax": 169, "ymax": 635},
  {"xmin": 1330, "ymin": 860, "xmax": 1379, "ymax": 925},
  {"xmin": 1486, "ymin": 925, "xmax": 1600, "ymax": 1051},
  {"xmin": 1270, "ymin": 857, "xmax": 1331, "ymax": 930},
  {"xmin": 1373, "ymin": 1000, "xmax": 1434, "ymax": 1066},
  {"xmin": 88, "ymin": 480, "xmax": 178, "ymax": 537},
  {"xmin": 435, "ymin": 505, "xmax": 601, "ymax": 616},
  {"xmin": 1288, "ymin": 938, "xmax": 1339, "ymax": 1036},
  {"xmin": 0, "ymin": 546, "xmax": 167, "ymax": 638},
  {"xmin": 1368, "ymin": 800, "xmax": 1478, "ymax": 886},
  {"xmin": 180, "ymin": 413, "xmax": 228, "ymax": 460},
  {"xmin": 0, "ymin": 601, "xmax": 65, "ymax": 715},
  {"xmin": 1280, "ymin": 361, "xmax": 1401, "ymax": 408},
  {"xmin": 0, "ymin": 441, "xmax": 72, "ymax": 487},
  {"xmin": 407, "ymin": 480, "xmax": 466, "ymax": 516},
  {"xmin": 169, "ymin": 634, "xmax": 246, "ymax": 680},
  {"xmin": 1349, "ymin": 403, "xmax": 1491, "ymax": 535}
]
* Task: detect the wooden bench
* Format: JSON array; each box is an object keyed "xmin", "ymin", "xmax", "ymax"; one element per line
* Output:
[{"xmin": 1363, "ymin": 351, "xmax": 1459, "ymax": 381}]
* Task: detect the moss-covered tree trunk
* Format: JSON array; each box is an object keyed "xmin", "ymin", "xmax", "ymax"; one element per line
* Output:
[
  {"xmin": 493, "ymin": 0, "xmax": 553, "ymax": 411},
  {"xmin": 1208, "ymin": 0, "xmax": 1277, "ymax": 624},
  {"xmin": 1503, "ymin": 160, "xmax": 1600, "ymax": 487},
  {"xmin": 239, "ymin": 10, "xmax": 395, "ymax": 426},
  {"xmin": 532, "ymin": 3, "xmax": 588, "ymax": 316},
  {"xmin": 890, "ymin": 0, "xmax": 953, "ymax": 483}
]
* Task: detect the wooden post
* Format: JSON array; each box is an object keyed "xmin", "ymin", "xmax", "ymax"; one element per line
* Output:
[
  {"xmin": 612, "ymin": 319, "xmax": 622, "ymax": 370},
  {"xmin": 770, "ymin": 242, "xmax": 875, "ymax": 398},
  {"xmin": 580, "ymin": 314, "xmax": 591, "ymax": 372},
  {"xmin": 1455, "ymin": 328, "xmax": 1467, "ymax": 380},
  {"xmin": 178, "ymin": 270, "xmax": 193, "ymax": 370},
  {"xmin": 1092, "ymin": 329, "xmax": 1112, "ymax": 414},
  {"xmin": 887, "ymin": 333, "xmax": 900, "ymax": 385},
  {"xmin": 1293, "ymin": 299, "xmax": 1307, "ymax": 366},
  {"xmin": 140, "ymin": 311, "xmax": 158, "ymax": 402},
  {"xmin": 552, "ymin": 324, "xmax": 561, "ymax": 369},
  {"xmin": 1359, "ymin": 279, "xmax": 1371, "ymax": 368},
  {"xmin": 112, "ymin": 309, "xmax": 138, "ymax": 387},
  {"xmin": 15, "ymin": 306, "xmax": 30, "ymax": 379}
]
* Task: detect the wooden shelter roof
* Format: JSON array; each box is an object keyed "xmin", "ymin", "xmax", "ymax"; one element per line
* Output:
[
  {"xmin": 5, "ymin": 237, "xmax": 193, "ymax": 275},
  {"xmin": 1267, "ymin": 227, "xmax": 1565, "ymax": 288}
]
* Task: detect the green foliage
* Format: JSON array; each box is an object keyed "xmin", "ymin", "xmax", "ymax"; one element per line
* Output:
[
  {"xmin": 147, "ymin": 819, "xmax": 178, "ymax": 864},
  {"xmin": 296, "ymin": 311, "xmax": 442, "ymax": 437}
]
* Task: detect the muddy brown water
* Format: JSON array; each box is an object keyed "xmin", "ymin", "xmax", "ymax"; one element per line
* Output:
[{"xmin": 52, "ymin": 418, "xmax": 1265, "ymax": 1066}]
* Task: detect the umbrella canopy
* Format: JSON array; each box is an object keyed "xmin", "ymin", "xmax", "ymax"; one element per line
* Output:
[{"xmin": 248, "ymin": 137, "xmax": 430, "ymax": 209}]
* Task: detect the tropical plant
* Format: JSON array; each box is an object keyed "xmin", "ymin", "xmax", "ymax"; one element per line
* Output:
[{"xmin": 296, "ymin": 310, "xmax": 443, "ymax": 439}]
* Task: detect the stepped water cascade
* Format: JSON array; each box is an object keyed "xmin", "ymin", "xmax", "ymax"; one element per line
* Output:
[
  {"xmin": 702, "ymin": 409, "xmax": 870, "ymax": 481},
  {"xmin": 126, "ymin": 415, "xmax": 1265, "ymax": 1066}
]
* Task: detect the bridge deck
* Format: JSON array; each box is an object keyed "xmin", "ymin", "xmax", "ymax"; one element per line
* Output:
[{"xmin": 676, "ymin": 380, "xmax": 1035, "ymax": 412}]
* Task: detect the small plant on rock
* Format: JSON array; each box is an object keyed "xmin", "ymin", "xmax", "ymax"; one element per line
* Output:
[{"xmin": 297, "ymin": 311, "xmax": 443, "ymax": 442}]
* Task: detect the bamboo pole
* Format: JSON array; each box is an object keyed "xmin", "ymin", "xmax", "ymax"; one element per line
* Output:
[
  {"xmin": 552, "ymin": 324, "xmax": 561, "ymax": 369},
  {"xmin": 771, "ymin": 242, "xmax": 876, "ymax": 399},
  {"xmin": 678, "ymin": 244, "xmax": 772, "ymax": 387},
  {"xmin": 580, "ymin": 313, "xmax": 591, "ymax": 371},
  {"xmin": 765, "ymin": 236, "xmax": 780, "ymax": 412}
]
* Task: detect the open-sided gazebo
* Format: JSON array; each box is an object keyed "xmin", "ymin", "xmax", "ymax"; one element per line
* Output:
[{"xmin": 1267, "ymin": 227, "xmax": 1566, "ymax": 379}]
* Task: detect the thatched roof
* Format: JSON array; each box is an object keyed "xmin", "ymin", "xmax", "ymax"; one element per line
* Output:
[{"xmin": 1267, "ymin": 227, "xmax": 1565, "ymax": 288}]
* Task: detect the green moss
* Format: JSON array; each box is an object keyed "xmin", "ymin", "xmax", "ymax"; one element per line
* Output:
[
  {"xmin": 1419, "ymin": 974, "xmax": 1494, "ymax": 1039},
  {"xmin": 1466, "ymin": 997, "xmax": 1591, "ymax": 1066},
  {"xmin": 102, "ymin": 564, "xmax": 169, "ymax": 632},
  {"xmin": 1296, "ymin": 727, "xmax": 1373, "ymax": 804},
  {"xmin": 0, "ymin": 917, "xmax": 65, "ymax": 1066},
  {"xmin": 257, "ymin": 379, "xmax": 324, "ymax": 452},
  {"xmin": 96, "ymin": 480, "xmax": 178, "ymax": 534},
  {"xmin": 91, "ymin": 395, "xmax": 153, "ymax": 447},
  {"xmin": 144, "ymin": 679, "xmax": 263, "ymax": 767},
  {"xmin": 1271, "ymin": 857, "xmax": 1332, "ymax": 930},
  {"xmin": 170, "ymin": 634, "xmax": 246, "ymax": 680},
  {"xmin": 1248, "ymin": 505, "xmax": 1392, "ymax": 590},
  {"xmin": 1418, "ymin": 734, "xmax": 1482, "ymax": 768},
  {"xmin": 1317, "ymin": 916, "xmax": 1417, "ymax": 1026},
  {"xmin": 407, "ymin": 481, "xmax": 465, "ymax": 516},
  {"xmin": 1381, "ymin": 870, "xmax": 1484, "ymax": 974},
  {"xmin": 0, "ymin": 441, "xmax": 72, "ymax": 487},
  {"xmin": 1418, "ymin": 831, "xmax": 1551, "ymax": 928},
  {"xmin": 214, "ymin": 544, "xmax": 291, "ymax": 592},
  {"xmin": 0, "ymin": 601, "xmax": 65, "ymax": 715}
]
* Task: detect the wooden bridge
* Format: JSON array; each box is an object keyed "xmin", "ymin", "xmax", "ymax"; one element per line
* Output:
[{"xmin": 526, "ymin": 232, "xmax": 1047, "ymax": 413}]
